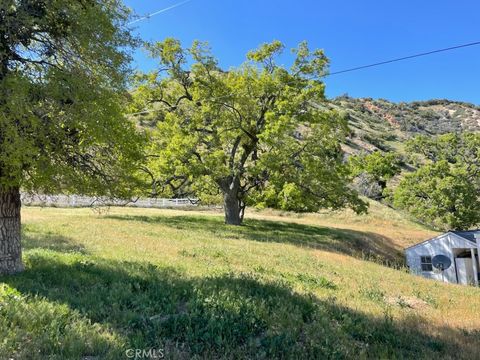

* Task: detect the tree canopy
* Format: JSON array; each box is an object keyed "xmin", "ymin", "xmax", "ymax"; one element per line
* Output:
[
  {"xmin": 393, "ymin": 133, "xmax": 480, "ymax": 230},
  {"xmin": 132, "ymin": 38, "xmax": 367, "ymax": 224},
  {"xmin": 0, "ymin": 0, "xmax": 142, "ymax": 196},
  {"xmin": 350, "ymin": 151, "xmax": 401, "ymax": 183},
  {"xmin": 349, "ymin": 151, "xmax": 401, "ymax": 199}
]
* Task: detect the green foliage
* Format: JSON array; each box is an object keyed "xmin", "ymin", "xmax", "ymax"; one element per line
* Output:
[
  {"xmin": 0, "ymin": 0, "xmax": 142, "ymax": 196},
  {"xmin": 406, "ymin": 133, "xmax": 480, "ymax": 167},
  {"xmin": 0, "ymin": 283, "xmax": 124, "ymax": 359},
  {"xmin": 350, "ymin": 151, "xmax": 401, "ymax": 182},
  {"xmin": 293, "ymin": 273, "xmax": 337, "ymax": 290},
  {"xmin": 349, "ymin": 151, "xmax": 401, "ymax": 200},
  {"xmin": 132, "ymin": 39, "xmax": 366, "ymax": 222},
  {"xmin": 393, "ymin": 133, "xmax": 480, "ymax": 230},
  {"xmin": 360, "ymin": 287, "xmax": 385, "ymax": 303},
  {"xmin": 393, "ymin": 161, "xmax": 480, "ymax": 230}
]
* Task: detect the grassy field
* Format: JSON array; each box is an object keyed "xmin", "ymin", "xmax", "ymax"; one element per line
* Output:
[{"xmin": 1, "ymin": 202, "xmax": 480, "ymax": 359}]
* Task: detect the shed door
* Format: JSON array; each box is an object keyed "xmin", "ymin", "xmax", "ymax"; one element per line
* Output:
[{"xmin": 456, "ymin": 258, "xmax": 474, "ymax": 285}]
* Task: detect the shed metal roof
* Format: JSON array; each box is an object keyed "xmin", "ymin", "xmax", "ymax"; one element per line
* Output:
[
  {"xmin": 404, "ymin": 230, "xmax": 480, "ymax": 251},
  {"xmin": 451, "ymin": 230, "xmax": 480, "ymax": 243}
]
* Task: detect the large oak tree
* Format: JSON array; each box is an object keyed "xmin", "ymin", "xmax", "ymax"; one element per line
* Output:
[
  {"xmin": 132, "ymin": 39, "xmax": 367, "ymax": 225},
  {"xmin": 0, "ymin": 0, "xmax": 141, "ymax": 274}
]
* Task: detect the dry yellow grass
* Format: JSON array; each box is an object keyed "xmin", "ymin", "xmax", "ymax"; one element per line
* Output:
[{"xmin": 249, "ymin": 200, "xmax": 438, "ymax": 249}]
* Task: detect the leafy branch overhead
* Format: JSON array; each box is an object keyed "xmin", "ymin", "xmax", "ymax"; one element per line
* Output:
[
  {"xmin": 0, "ymin": 0, "xmax": 143, "ymax": 196},
  {"xmin": 132, "ymin": 38, "xmax": 367, "ymax": 224}
]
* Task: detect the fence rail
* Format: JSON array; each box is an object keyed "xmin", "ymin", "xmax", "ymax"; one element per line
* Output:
[{"xmin": 21, "ymin": 194, "xmax": 198, "ymax": 209}]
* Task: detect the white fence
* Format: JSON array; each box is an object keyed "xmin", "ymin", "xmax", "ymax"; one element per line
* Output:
[{"xmin": 21, "ymin": 194, "xmax": 198, "ymax": 209}]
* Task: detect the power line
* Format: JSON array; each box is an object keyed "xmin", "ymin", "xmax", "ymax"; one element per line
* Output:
[
  {"xmin": 328, "ymin": 40, "xmax": 480, "ymax": 75},
  {"xmin": 126, "ymin": 40, "xmax": 480, "ymax": 116},
  {"xmin": 128, "ymin": 0, "xmax": 192, "ymax": 25}
]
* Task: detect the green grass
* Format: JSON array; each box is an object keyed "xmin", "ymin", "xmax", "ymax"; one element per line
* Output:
[{"xmin": 1, "ymin": 205, "xmax": 480, "ymax": 359}]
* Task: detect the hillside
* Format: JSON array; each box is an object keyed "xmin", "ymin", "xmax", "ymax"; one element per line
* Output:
[
  {"xmin": 1, "ymin": 203, "xmax": 480, "ymax": 359},
  {"xmin": 328, "ymin": 97, "xmax": 480, "ymax": 154}
]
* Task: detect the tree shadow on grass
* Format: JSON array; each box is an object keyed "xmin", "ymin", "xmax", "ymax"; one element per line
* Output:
[
  {"xmin": 105, "ymin": 214, "xmax": 404, "ymax": 266},
  {"xmin": 1, "ymin": 252, "xmax": 476, "ymax": 359},
  {"xmin": 22, "ymin": 228, "xmax": 88, "ymax": 254}
]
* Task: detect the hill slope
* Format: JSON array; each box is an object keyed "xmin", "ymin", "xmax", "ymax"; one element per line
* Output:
[
  {"xmin": 1, "ymin": 204, "xmax": 479, "ymax": 359},
  {"xmin": 328, "ymin": 97, "xmax": 480, "ymax": 154}
]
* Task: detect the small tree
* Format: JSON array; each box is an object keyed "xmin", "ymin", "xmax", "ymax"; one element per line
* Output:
[
  {"xmin": 393, "ymin": 133, "xmax": 480, "ymax": 230},
  {"xmin": 349, "ymin": 151, "xmax": 401, "ymax": 199},
  {"xmin": 0, "ymin": 1, "xmax": 142, "ymax": 274},
  {"xmin": 132, "ymin": 39, "xmax": 367, "ymax": 225},
  {"xmin": 393, "ymin": 161, "xmax": 479, "ymax": 230}
]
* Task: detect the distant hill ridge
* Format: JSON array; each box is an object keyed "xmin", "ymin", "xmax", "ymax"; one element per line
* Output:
[{"xmin": 327, "ymin": 97, "xmax": 480, "ymax": 154}]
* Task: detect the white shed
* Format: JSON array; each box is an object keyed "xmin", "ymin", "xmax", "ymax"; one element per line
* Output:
[{"xmin": 405, "ymin": 230, "xmax": 480, "ymax": 285}]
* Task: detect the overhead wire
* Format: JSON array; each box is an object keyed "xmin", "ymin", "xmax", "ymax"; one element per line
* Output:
[
  {"xmin": 329, "ymin": 40, "xmax": 480, "ymax": 75},
  {"xmin": 128, "ymin": 0, "xmax": 192, "ymax": 25},
  {"xmin": 125, "ymin": 27, "xmax": 480, "ymax": 116}
]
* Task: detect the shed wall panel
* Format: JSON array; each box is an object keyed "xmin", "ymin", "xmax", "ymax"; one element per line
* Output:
[{"xmin": 405, "ymin": 234, "xmax": 476, "ymax": 284}]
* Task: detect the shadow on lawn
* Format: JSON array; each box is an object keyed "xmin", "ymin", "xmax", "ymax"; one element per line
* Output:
[
  {"xmin": 2, "ymin": 252, "xmax": 476, "ymax": 359},
  {"xmin": 105, "ymin": 214, "xmax": 404, "ymax": 266},
  {"xmin": 22, "ymin": 229, "xmax": 88, "ymax": 254}
]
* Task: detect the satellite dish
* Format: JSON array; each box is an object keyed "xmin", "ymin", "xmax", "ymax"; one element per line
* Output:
[{"xmin": 432, "ymin": 255, "xmax": 452, "ymax": 271}]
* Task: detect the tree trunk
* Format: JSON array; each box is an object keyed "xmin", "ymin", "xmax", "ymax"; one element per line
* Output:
[
  {"xmin": 223, "ymin": 188, "xmax": 242, "ymax": 225},
  {"xmin": 218, "ymin": 175, "xmax": 244, "ymax": 225},
  {"xmin": 0, "ymin": 187, "xmax": 24, "ymax": 274}
]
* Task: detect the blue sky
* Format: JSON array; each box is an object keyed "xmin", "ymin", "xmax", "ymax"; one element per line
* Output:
[{"xmin": 124, "ymin": 0, "xmax": 480, "ymax": 104}]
